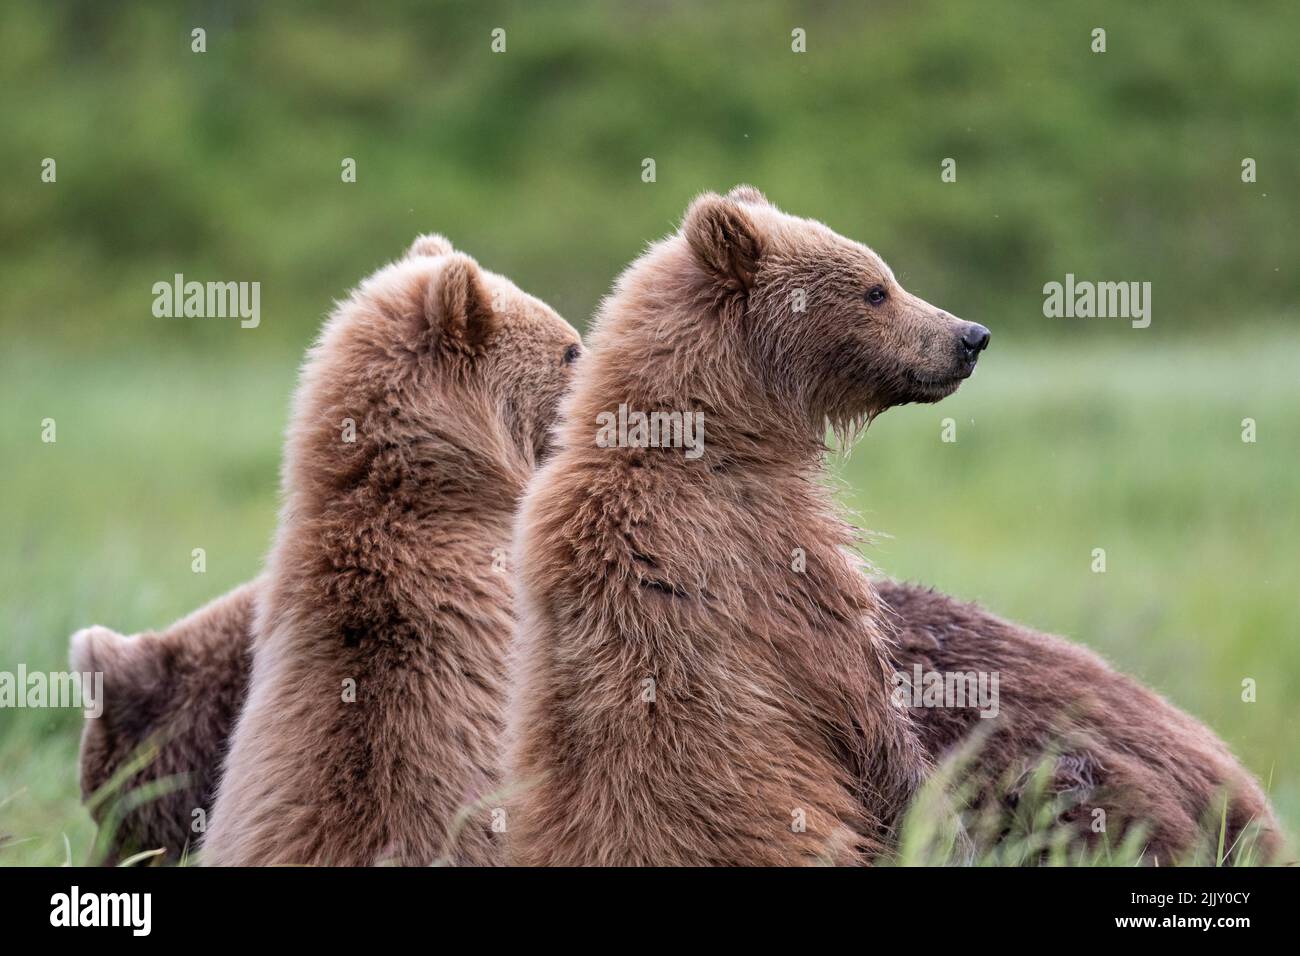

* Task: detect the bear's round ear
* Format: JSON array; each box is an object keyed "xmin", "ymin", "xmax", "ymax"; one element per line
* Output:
[
  {"xmin": 407, "ymin": 233, "xmax": 454, "ymax": 259},
  {"xmin": 726, "ymin": 184, "xmax": 770, "ymax": 207},
  {"xmin": 682, "ymin": 192, "xmax": 763, "ymax": 291},
  {"xmin": 426, "ymin": 253, "xmax": 500, "ymax": 351}
]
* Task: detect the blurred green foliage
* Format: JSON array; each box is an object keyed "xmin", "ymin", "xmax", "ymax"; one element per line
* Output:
[
  {"xmin": 0, "ymin": 1, "xmax": 1296, "ymax": 864},
  {"xmin": 1, "ymin": 0, "xmax": 1297, "ymax": 351}
]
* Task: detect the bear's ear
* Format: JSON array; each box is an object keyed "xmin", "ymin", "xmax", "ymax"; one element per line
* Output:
[
  {"xmin": 683, "ymin": 192, "xmax": 763, "ymax": 291},
  {"xmin": 726, "ymin": 184, "xmax": 770, "ymax": 207},
  {"xmin": 426, "ymin": 253, "xmax": 499, "ymax": 351},
  {"xmin": 407, "ymin": 233, "xmax": 454, "ymax": 259},
  {"xmin": 69, "ymin": 625, "xmax": 138, "ymax": 734}
]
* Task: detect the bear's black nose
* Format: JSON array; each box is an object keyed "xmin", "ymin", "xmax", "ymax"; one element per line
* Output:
[{"xmin": 961, "ymin": 323, "xmax": 991, "ymax": 355}]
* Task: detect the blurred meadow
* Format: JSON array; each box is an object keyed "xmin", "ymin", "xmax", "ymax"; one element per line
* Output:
[{"xmin": 1, "ymin": 0, "xmax": 1297, "ymax": 864}]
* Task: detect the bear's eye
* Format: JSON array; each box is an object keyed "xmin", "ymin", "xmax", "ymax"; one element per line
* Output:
[
  {"xmin": 866, "ymin": 285, "xmax": 888, "ymax": 306},
  {"xmin": 563, "ymin": 344, "xmax": 581, "ymax": 365}
]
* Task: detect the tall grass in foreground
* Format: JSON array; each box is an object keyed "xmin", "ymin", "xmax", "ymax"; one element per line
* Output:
[{"xmin": 1, "ymin": 332, "xmax": 1297, "ymax": 865}]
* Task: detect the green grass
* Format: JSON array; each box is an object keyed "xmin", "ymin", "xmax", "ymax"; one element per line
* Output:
[
  {"xmin": 1, "ymin": 331, "xmax": 1297, "ymax": 865},
  {"xmin": 835, "ymin": 329, "xmax": 1300, "ymax": 856},
  {"xmin": 0, "ymin": 346, "xmax": 289, "ymax": 866}
]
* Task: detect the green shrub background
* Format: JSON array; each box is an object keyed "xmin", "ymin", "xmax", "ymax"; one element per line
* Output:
[{"xmin": 1, "ymin": 1, "xmax": 1295, "ymax": 864}]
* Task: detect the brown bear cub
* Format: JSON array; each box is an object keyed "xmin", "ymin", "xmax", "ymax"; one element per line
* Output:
[
  {"xmin": 71, "ymin": 580, "xmax": 258, "ymax": 862},
  {"xmin": 132, "ymin": 236, "xmax": 581, "ymax": 866},
  {"xmin": 80, "ymin": 580, "xmax": 1284, "ymax": 864},
  {"xmin": 72, "ymin": 237, "xmax": 582, "ymax": 865},
  {"xmin": 74, "ymin": 196, "xmax": 1284, "ymax": 865},
  {"xmin": 504, "ymin": 187, "xmax": 993, "ymax": 865},
  {"xmin": 504, "ymin": 186, "xmax": 1282, "ymax": 865}
]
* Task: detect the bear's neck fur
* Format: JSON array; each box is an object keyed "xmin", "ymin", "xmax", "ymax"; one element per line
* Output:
[
  {"xmin": 266, "ymin": 333, "xmax": 526, "ymax": 650},
  {"xmin": 208, "ymin": 331, "xmax": 520, "ymax": 865},
  {"xmin": 508, "ymin": 237, "xmax": 928, "ymax": 865},
  {"xmin": 566, "ymin": 239, "xmax": 829, "ymax": 466}
]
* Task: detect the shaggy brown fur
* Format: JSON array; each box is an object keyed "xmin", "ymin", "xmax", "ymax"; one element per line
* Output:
[
  {"xmin": 72, "ymin": 196, "xmax": 1284, "ymax": 867},
  {"xmin": 76, "ymin": 575, "xmax": 1284, "ymax": 865},
  {"xmin": 70, "ymin": 234, "xmax": 580, "ymax": 865},
  {"xmin": 503, "ymin": 188, "xmax": 992, "ymax": 865},
  {"xmin": 69, "ymin": 580, "xmax": 258, "ymax": 862},
  {"xmin": 877, "ymin": 581, "xmax": 1283, "ymax": 863},
  {"xmin": 194, "ymin": 237, "xmax": 580, "ymax": 866},
  {"xmin": 75, "ymin": 577, "xmax": 1285, "ymax": 865}
]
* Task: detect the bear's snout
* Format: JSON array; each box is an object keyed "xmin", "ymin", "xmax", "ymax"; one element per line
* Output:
[{"xmin": 960, "ymin": 322, "xmax": 991, "ymax": 358}]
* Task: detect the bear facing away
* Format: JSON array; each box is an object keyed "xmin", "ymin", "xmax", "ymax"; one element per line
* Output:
[
  {"xmin": 193, "ymin": 237, "xmax": 580, "ymax": 866},
  {"xmin": 71, "ymin": 580, "xmax": 258, "ymax": 863},
  {"xmin": 503, "ymin": 188, "xmax": 991, "ymax": 865},
  {"xmin": 72, "ymin": 235, "xmax": 582, "ymax": 865}
]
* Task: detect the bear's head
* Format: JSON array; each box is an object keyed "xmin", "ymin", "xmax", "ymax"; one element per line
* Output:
[
  {"xmin": 293, "ymin": 235, "xmax": 581, "ymax": 497},
  {"xmin": 681, "ymin": 186, "xmax": 989, "ymax": 429}
]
